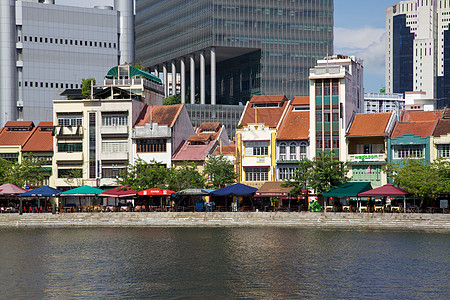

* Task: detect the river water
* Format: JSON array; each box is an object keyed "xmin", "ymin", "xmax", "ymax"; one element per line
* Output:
[{"xmin": 0, "ymin": 227, "xmax": 448, "ymax": 299}]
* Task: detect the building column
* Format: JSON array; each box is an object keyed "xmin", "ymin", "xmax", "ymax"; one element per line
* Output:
[
  {"xmin": 190, "ymin": 54, "xmax": 195, "ymax": 104},
  {"xmin": 210, "ymin": 47, "xmax": 216, "ymax": 105},
  {"xmin": 180, "ymin": 57, "xmax": 186, "ymax": 104},
  {"xmin": 200, "ymin": 50, "xmax": 205, "ymax": 104},
  {"xmin": 163, "ymin": 63, "xmax": 168, "ymax": 97},
  {"xmin": 154, "ymin": 66, "xmax": 158, "ymax": 78},
  {"xmin": 171, "ymin": 60, "xmax": 176, "ymax": 96}
]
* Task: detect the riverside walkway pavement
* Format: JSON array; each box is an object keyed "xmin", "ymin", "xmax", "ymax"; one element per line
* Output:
[{"xmin": 0, "ymin": 212, "xmax": 449, "ymax": 231}]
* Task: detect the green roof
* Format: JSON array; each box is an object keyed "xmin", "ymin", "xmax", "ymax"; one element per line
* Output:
[
  {"xmin": 323, "ymin": 182, "xmax": 372, "ymax": 198},
  {"xmin": 60, "ymin": 185, "xmax": 105, "ymax": 196},
  {"xmin": 106, "ymin": 65, "xmax": 162, "ymax": 84}
]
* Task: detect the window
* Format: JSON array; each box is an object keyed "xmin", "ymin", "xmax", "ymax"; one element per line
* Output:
[
  {"xmin": 102, "ymin": 115, "xmax": 128, "ymax": 126},
  {"xmin": 279, "ymin": 143, "xmax": 286, "ymax": 160},
  {"xmin": 316, "ymin": 109, "xmax": 322, "ymax": 122},
  {"xmin": 393, "ymin": 145, "xmax": 425, "ymax": 159},
  {"xmin": 438, "ymin": 144, "xmax": 450, "ymax": 158},
  {"xmin": 315, "ymin": 81, "xmax": 322, "ymax": 96},
  {"xmin": 245, "ymin": 141, "xmax": 269, "ymax": 156},
  {"xmin": 332, "ymin": 109, "xmax": 339, "ymax": 121},
  {"xmin": 299, "ymin": 142, "xmax": 307, "ymax": 159},
  {"xmin": 102, "ymin": 141, "xmax": 127, "ymax": 153},
  {"xmin": 364, "ymin": 144, "xmax": 372, "ymax": 154},
  {"xmin": 0, "ymin": 153, "xmax": 19, "ymax": 162},
  {"xmin": 57, "ymin": 143, "xmax": 82, "ymax": 152},
  {"xmin": 332, "ymin": 80, "xmax": 339, "ymax": 95},
  {"xmin": 58, "ymin": 168, "xmax": 82, "ymax": 178},
  {"xmin": 333, "ymin": 135, "xmax": 339, "ymax": 148},
  {"xmin": 316, "ymin": 135, "xmax": 323, "ymax": 148},
  {"xmin": 102, "ymin": 168, "xmax": 125, "ymax": 178},
  {"xmin": 279, "ymin": 167, "xmax": 296, "ymax": 180},
  {"xmin": 57, "ymin": 116, "xmax": 82, "ymax": 126},
  {"xmin": 245, "ymin": 167, "xmax": 269, "ymax": 181},
  {"xmin": 324, "ymin": 81, "xmax": 330, "ymax": 96},
  {"xmin": 137, "ymin": 139, "xmax": 167, "ymax": 153},
  {"xmin": 324, "ymin": 135, "xmax": 331, "ymax": 148},
  {"xmin": 290, "ymin": 142, "xmax": 297, "ymax": 160},
  {"xmin": 324, "ymin": 109, "xmax": 330, "ymax": 122}
]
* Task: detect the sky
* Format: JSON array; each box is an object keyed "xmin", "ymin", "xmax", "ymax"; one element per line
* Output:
[{"xmin": 57, "ymin": 0, "xmax": 398, "ymax": 93}]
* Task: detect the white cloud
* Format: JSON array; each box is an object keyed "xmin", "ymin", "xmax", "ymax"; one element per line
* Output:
[{"xmin": 334, "ymin": 27, "xmax": 386, "ymax": 91}]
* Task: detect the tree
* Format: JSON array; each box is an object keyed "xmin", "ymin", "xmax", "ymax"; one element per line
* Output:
[
  {"xmin": 167, "ymin": 162, "xmax": 204, "ymax": 191},
  {"xmin": 115, "ymin": 158, "xmax": 169, "ymax": 191},
  {"xmin": 284, "ymin": 150, "xmax": 349, "ymax": 196},
  {"xmin": 0, "ymin": 157, "xmax": 45, "ymax": 187},
  {"xmin": 384, "ymin": 157, "xmax": 450, "ymax": 201},
  {"xmin": 125, "ymin": 60, "xmax": 145, "ymax": 71},
  {"xmin": 81, "ymin": 78, "xmax": 96, "ymax": 99},
  {"xmin": 163, "ymin": 94, "xmax": 181, "ymax": 105},
  {"xmin": 203, "ymin": 155, "xmax": 237, "ymax": 189},
  {"xmin": 62, "ymin": 169, "xmax": 83, "ymax": 188}
]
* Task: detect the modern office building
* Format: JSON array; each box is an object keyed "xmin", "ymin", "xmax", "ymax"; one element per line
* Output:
[
  {"xmin": 135, "ymin": 0, "xmax": 333, "ymax": 105},
  {"xmin": 0, "ymin": 0, "xmax": 134, "ymax": 127},
  {"xmin": 364, "ymin": 92, "xmax": 404, "ymax": 114},
  {"xmin": 309, "ymin": 55, "xmax": 364, "ymax": 161},
  {"xmin": 385, "ymin": 0, "xmax": 450, "ymax": 108}
]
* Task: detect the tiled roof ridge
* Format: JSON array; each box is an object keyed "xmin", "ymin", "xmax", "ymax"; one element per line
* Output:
[
  {"xmin": 169, "ymin": 104, "xmax": 183, "ymax": 128},
  {"xmin": 20, "ymin": 126, "xmax": 38, "ymax": 148}
]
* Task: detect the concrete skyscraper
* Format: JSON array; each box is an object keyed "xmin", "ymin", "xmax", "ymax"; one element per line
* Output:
[
  {"xmin": 386, "ymin": 0, "xmax": 450, "ymax": 108},
  {"xmin": 135, "ymin": 0, "xmax": 334, "ymax": 105},
  {"xmin": 0, "ymin": 0, "xmax": 135, "ymax": 126}
]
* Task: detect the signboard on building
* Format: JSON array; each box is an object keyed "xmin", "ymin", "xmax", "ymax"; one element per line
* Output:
[{"xmin": 354, "ymin": 154, "xmax": 380, "ymax": 162}]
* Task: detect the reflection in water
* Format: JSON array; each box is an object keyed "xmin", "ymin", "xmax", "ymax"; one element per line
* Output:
[{"xmin": 0, "ymin": 228, "xmax": 448, "ymax": 299}]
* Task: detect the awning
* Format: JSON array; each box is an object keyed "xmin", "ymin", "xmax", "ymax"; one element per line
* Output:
[
  {"xmin": 323, "ymin": 182, "xmax": 372, "ymax": 198},
  {"xmin": 19, "ymin": 186, "xmax": 61, "ymax": 197},
  {"xmin": 176, "ymin": 189, "xmax": 214, "ymax": 196},
  {"xmin": 60, "ymin": 185, "xmax": 105, "ymax": 196},
  {"xmin": 211, "ymin": 183, "xmax": 257, "ymax": 196},
  {"xmin": 138, "ymin": 188, "xmax": 176, "ymax": 196},
  {"xmin": 255, "ymin": 181, "xmax": 292, "ymax": 198},
  {"xmin": 100, "ymin": 185, "xmax": 137, "ymax": 198},
  {"xmin": 358, "ymin": 184, "xmax": 411, "ymax": 197}
]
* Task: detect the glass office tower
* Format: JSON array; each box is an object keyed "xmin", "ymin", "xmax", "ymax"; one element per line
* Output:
[{"xmin": 136, "ymin": 0, "xmax": 333, "ymax": 104}]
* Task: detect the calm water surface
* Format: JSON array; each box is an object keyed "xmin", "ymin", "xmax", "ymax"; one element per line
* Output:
[{"xmin": 0, "ymin": 227, "xmax": 448, "ymax": 299}]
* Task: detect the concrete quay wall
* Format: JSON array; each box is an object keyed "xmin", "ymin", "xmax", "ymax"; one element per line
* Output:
[{"xmin": 0, "ymin": 212, "xmax": 449, "ymax": 231}]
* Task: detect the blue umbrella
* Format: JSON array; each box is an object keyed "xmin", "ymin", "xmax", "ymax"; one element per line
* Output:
[
  {"xmin": 19, "ymin": 186, "xmax": 62, "ymax": 197},
  {"xmin": 211, "ymin": 183, "xmax": 257, "ymax": 196}
]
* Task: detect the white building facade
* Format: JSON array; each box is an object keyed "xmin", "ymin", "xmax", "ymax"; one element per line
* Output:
[
  {"xmin": 0, "ymin": 0, "xmax": 135, "ymax": 126},
  {"xmin": 309, "ymin": 55, "xmax": 364, "ymax": 161},
  {"xmin": 364, "ymin": 92, "xmax": 404, "ymax": 114},
  {"xmin": 385, "ymin": 0, "xmax": 450, "ymax": 108}
]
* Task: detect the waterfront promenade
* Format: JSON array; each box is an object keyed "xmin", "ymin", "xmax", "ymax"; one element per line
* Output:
[{"xmin": 0, "ymin": 212, "xmax": 449, "ymax": 231}]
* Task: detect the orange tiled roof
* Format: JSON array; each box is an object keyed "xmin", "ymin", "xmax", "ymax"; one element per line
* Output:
[
  {"xmin": 249, "ymin": 95, "xmax": 287, "ymax": 104},
  {"xmin": 22, "ymin": 123, "xmax": 53, "ymax": 152},
  {"xmin": 443, "ymin": 108, "xmax": 450, "ymax": 119},
  {"xmin": 399, "ymin": 110, "xmax": 441, "ymax": 122},
  {"xmin": 0, "ymin": 122, "xmax": 35, "ymax": 146},
  {"xmin": 214, "ymin": 143, "xmax": 236, "ymax": 156},
  {"xmin": 240, "ymin": 96, "xmax": 288, "ymax": 128},
  {"xmin": 347, "ymin": 113, "xmax": 392, "ymax": 137},
  {"xmin": 391, "ymin": 121, "xmax": 437, "ymax": 138},
  {"xmin": 292, "ymin": 96, "xmax": 309, "ymax": 105},
  {"xmin": 277, "ymin": 110, "xmax": 309, "ymax": 140},
  {"xmin": 135, "ymin": 104, "xmax": 183, "ymax": 127},
  {"xmin": 433, "ymin": 119, "xmax": 450, "ymax": 137},
  {"xmin": 5, "ymin": 121, "xmax": 33, "ymax": 127},
  {"xmin": 198, "ymin": 122, "xmax": 221, "ymax": 133}
]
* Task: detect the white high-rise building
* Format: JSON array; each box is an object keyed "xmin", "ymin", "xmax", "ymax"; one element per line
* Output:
[
  {"xmin": 385, "ymin": 0, "xmax": 450, "ymax": 108},
  {"xmin": 0, "ymin": 0, "xmax": 135, "ymax": 126}
]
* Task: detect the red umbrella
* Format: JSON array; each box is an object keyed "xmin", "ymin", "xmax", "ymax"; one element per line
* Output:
[
  {"xmin": 0, "ymin": 183, "xmax": 26, "ymax": 195},
  {"xmin": 100, "ymin": 185, "xmax": 137, "ymax": 198},
  {"xmin": 138, "ymin": 188, "xmax": 176, "ymax": 196}
]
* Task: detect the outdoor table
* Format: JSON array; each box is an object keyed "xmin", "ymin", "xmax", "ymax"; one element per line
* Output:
[
  {"xmin": 342, "ymin": 205, "xmax": 350, "ymax": 212},
  {"xmin": 391, "ymin": 206, "xmax": 401, "ymax": 213},
  {"xmin": 374, "ymin": 206, "xmax": 383, "ymax": 213},
  {"xmin": 326, "ymin": 205, "xmax": 334, "ymax": 212}
]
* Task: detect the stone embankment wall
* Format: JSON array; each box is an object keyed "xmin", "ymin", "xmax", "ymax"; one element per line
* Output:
[{"xmin": 0, "ymin": 212, "xmax": 449, "ymax": 231}]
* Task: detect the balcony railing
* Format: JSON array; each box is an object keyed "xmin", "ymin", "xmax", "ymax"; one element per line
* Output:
[{"xmin": 347, "ymin": 153, "xmax": 387, "ymax": 163}]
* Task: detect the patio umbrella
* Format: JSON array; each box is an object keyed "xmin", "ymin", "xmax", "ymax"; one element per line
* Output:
[
  {"xmin": 211, "ymin": 183, "xmax": 258, "ymax": 211},
  {"xmin": 60, "ymin": 185, "xmax": 105, "ymax": 209},
  {"xmin": 19, "ymin": 186, "xmax": 62, "ymax": 214},
  {"xmin": 101, "ymin": 185, "xmax": 137, "ymax": 197},
  {"xmin": 358, "ymin": 184, "xmax": 411, "ymax": 213},
  {"xmin": 176, "ymin": 189, "xmax": 213, "ymax": 196},
  {"xmin": 0, "ymin": 183, "xmax": 26, "ymax": 195}
]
